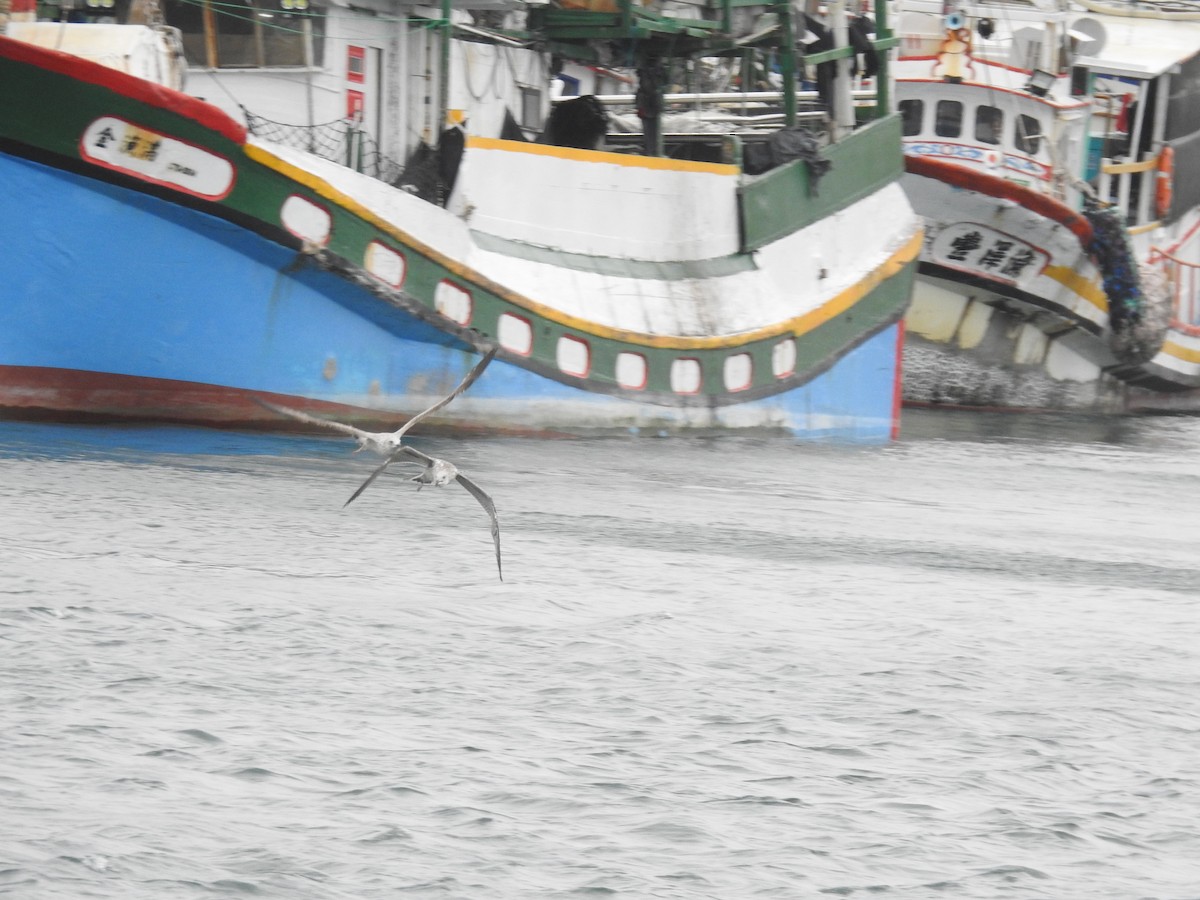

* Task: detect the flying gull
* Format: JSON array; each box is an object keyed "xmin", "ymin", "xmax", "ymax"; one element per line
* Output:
[
  {"xmin": 347, "ymin": 443, "xmax": 502, "ymax": 581},
  {"xmin": 256, "ymin": 346, "xmax": 502, "ymax": 579}
]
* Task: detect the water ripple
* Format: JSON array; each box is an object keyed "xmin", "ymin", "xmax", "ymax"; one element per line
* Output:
[{"xmin": 1, "ymin": 418, "xmax": 1198, "ymax": 898}]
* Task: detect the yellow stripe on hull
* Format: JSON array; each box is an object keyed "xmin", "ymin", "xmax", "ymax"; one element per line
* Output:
[
  {"xmin": 245, "ymin": 141, "xmax": 920, "ymax": 351},
  {"xmin": 1161, "ymin": 338, "xmax": 1200, "ymax": 365},
  {"xmin": 1042, "ymin": 264, "xmax": 1108, "ymax": 315},
  {"xmin": 465, "ymin": 135, "xmax": 740, "ymax": 176}
]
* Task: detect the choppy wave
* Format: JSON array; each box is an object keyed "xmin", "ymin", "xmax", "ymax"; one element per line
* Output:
[{"xmin": 1, "ymin": 413, "xmax": 1198, "ymax": 898}]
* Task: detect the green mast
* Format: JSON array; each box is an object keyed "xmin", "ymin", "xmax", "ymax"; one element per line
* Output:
[
  {"xmin": 777, "ymin": 0, "xmax": 798, "ymax": 127},
  {"xmin": 872, "ymin": 0, "xmax": 893, "ymax": 118},
  {"xmin": 439, "ymin": 0, "xmax": 451, "ymax": 137}
]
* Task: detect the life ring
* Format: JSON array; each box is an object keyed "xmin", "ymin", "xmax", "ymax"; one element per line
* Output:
[{"xmin": 1156, "ymin": 144, "xmax": 1174, "ymax": 219}]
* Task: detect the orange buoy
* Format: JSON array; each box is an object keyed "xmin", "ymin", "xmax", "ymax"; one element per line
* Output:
[{"xmin": 1156, "ymin": 144, "xmax": 1174, "ymax": 220}]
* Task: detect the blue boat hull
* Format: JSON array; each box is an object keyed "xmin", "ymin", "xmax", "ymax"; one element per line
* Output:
[{"xmin": 0, "ymin": 150, "xmax": 904, "ymax": 441}]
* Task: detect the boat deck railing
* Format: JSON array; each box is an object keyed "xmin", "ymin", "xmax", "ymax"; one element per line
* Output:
[
  {"xmin": 569, "ymin": 88, "xmax": 880, "ymax": 109},
  {"xmin": 1097, "ymin": 153, "xmax": 1162, "ymax": 230},
  {"xmin": 1150, "ymin": 247, "xmax": 1200, "ymax": 327},
  {"xmin": 243, "ymin": 108, "xmax": 406, "ymax": 187},
  {"xmin": 574, "ymin": 87, "xmax": 881, "ymax": 166}
]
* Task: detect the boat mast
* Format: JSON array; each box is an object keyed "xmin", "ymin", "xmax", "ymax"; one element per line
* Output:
[
  {"xmin": 202, "ymin": 0, "xmax": 218, "ymax": 68},
  {"xmin": 439, "ymin": 0, "xmax": 451, "ymax": 140},
  {"xmin": 828, "ymin": 0, "xmax": 855, "ymax": 137},
  {"xmin": 635, "ymin": 53, "xmax": 665, "ymax": 157},
  {"xmin": 872, "ymin": 0, "xmax": 891, "ymax": 117},
  {"xmin": 773, "ymin": 0, "xmax": 798, "ymax": 126}
]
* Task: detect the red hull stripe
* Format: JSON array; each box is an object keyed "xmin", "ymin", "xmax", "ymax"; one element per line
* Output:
[
  {"xmin": 905, "ymin": 154, "xmax": 1093, "ymax": 245},
  {"xmin": 0, "ymin": 365, "xmax": 549, "ymax": 436},
  {"xmin": 0, "ymin": 35, "xmax": 247, "ymax": 146},
  {"xmin": 0, "ymin": 365, "xmax": 302, "ymax": 424}
]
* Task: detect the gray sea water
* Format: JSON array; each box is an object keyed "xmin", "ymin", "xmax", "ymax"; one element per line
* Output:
[{"xmin": 1, "ymin": 410, "xmax": 1198, "ymax": 900}]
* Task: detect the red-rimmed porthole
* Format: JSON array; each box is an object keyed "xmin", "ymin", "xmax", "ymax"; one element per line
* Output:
[
  {"xmin": 498, "ymin": 313, "xmax": 534, "ymax": 356},
  {"xmin": 615, "ymin": 352, "xmax": 648, "ymax": 390},
  {"xmin": 772, "ymin": 337, "xmax": 797, "ymax": 379},
  {"xmin": 723, "ymin": 353, "xmax": 753, "ymax": 392},
  {"xmin": 434, "ymin": 280, "xmax": 472, "ymax": 325},
  {"xmin": 556, "ymin": 335, "xmax": 591, "ymax": 378},
  {"xmin": 670, "ymin": 358, "xmax": 703, "ymax": 395},
  {"xmin": 364, "ymin": 241, "xmax": 406, "ymax": 289},
  {"xmin": 280, "ymin": 194, "xmax": 332, "ymax": 246}
]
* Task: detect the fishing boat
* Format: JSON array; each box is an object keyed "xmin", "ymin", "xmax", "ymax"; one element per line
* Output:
[
  {"xmin": 0, "ymin": 0, "xmax": 921, "ymax": 441},
  {"xmin": 894, "ymin": 0, "xmax": 1200, "ymax": 412}
]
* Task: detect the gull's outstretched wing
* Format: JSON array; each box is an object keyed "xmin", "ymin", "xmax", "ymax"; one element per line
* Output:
[
  {"xmin": 454, "ymin": 472, "xmax": 502, "ymax": 582},
  {"xmin": 341, "ymin": 347, "xmax": 495, "ymax": 508},
  {"xmin": 343, "ymin": 445, "xmax": 430, "ymax": 508},
  {"xmin": 393, "ymin": 346, "xmax": 498, "ymax": 440},
  {"xmin": 255, "ymin": 398, "xmax": 371, "ymax": 442}
]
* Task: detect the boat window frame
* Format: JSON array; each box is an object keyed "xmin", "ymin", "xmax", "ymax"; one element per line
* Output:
[
  {"xmin": 934, "ymin": 100, "xmax": 963, "ymax": 138},
  {"xmin": 899, "ymin": 98, "xmax": 924, "ymax": 137},
  {"xmin": 974, "ymin": 105, "xmax": 1003, "ymax": 146},
  {"xmin": 1013, "ymin": 113, "xmax": 1041, "ymax": 156}
]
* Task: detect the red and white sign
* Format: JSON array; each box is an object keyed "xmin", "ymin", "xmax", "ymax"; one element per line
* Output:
[
  {"xmin": 347, "ymin": 46, "xmax": 365, "ymax": 84},
  {"xmin": 80, "ymin": 116, "xmax": 235, "ymax": 200}
]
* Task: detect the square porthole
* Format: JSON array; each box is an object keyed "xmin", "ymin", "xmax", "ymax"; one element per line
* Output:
[
  {"xmin": 615, "ymin": 352, "xmax": 647, "ymax": 390},
  {"xmin": 670, "ymin": 358, "xmax": 702, "ymax": 394},
  {"xmin": 435, "ymin": 281, "xmax": 472, "ymax": 325},
  {"xmin": 723, "ymin": 353, "xmax": 753, "ymax": 392},
  {"xmin": 281, "ymin": 195, "xmax": 331, "ymax": 246},
  {"xmin": 498, "ymin": 313, "xmax": 533, "ymax": 356},
  {"xmin": 364, "ymin": 241, "xmax": 406, "ymax": 288},
  {"xmin": 557, "ymin": 335, "xmax": 590, "ymax": 378},
  {"xmin": 772, "ymin": 338, "xmax": 797, "ymax": 378}
]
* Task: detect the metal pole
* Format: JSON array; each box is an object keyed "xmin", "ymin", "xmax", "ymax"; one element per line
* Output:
[
  {"xmin": 438, "ymin": 0, "xmax": 451, "ymax": 137},
  {"xmin": 777, "ymin": 0, "xmax": 797, "ymax": 127},
  {"xmin": 302, "ymin": 15, "xmax": 315, "ymax": 140},
  {"xmin": 872, "ymin": 0, "xmax": 890, "ymax": 118},
  {"xmin": 636, "ymin": 59, "xmax": 664, "ymax": 157},
  {"xmin": 202, "ymin": 0, "xmax": 218, "ymax": 69},
  {"xmin": 829, "ymin": 0, "xmax": 855, "ymax": 137}
]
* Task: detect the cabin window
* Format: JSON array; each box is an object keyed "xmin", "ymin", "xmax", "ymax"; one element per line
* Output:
[
  {"xmin": 935, "ymin": 100, "xmax": 962, "ymax": 138},
  {"xmin": 52, "ymin": 0, "xmax": 132, "ymax": 23},
  {"xmin": 974, "ymin": 106, "xmax": 1002, "ymax": 145},
  {"xmin": 1014, "ymin": 114, "xmax": 1041, "ymax": 155},
  {"xmin": 163, "ymin": 0, "xmax": 326, "ymax": 68},
  {"xmin": 899, "ymin": 99, "xmax": 923, "ymax": 136}
]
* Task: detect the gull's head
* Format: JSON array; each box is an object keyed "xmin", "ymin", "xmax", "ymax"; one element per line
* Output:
[{"xmin": 355, "ymin": 434, "xmax": 401, "ymax": 455}]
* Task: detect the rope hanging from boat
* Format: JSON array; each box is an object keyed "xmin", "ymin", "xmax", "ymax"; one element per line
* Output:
[
  {"xmin": 1083, "ymin": 198, "xmax": 1141, "ymax": 330},
  {"xmin": 1082, "ymin": 197, "xmax": 1168, "ymax": 364}
]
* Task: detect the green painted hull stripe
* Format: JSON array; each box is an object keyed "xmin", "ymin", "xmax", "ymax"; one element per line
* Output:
[{"xmin": 0, "ymin": 39, "xmax": 915, "ymax": 405}]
